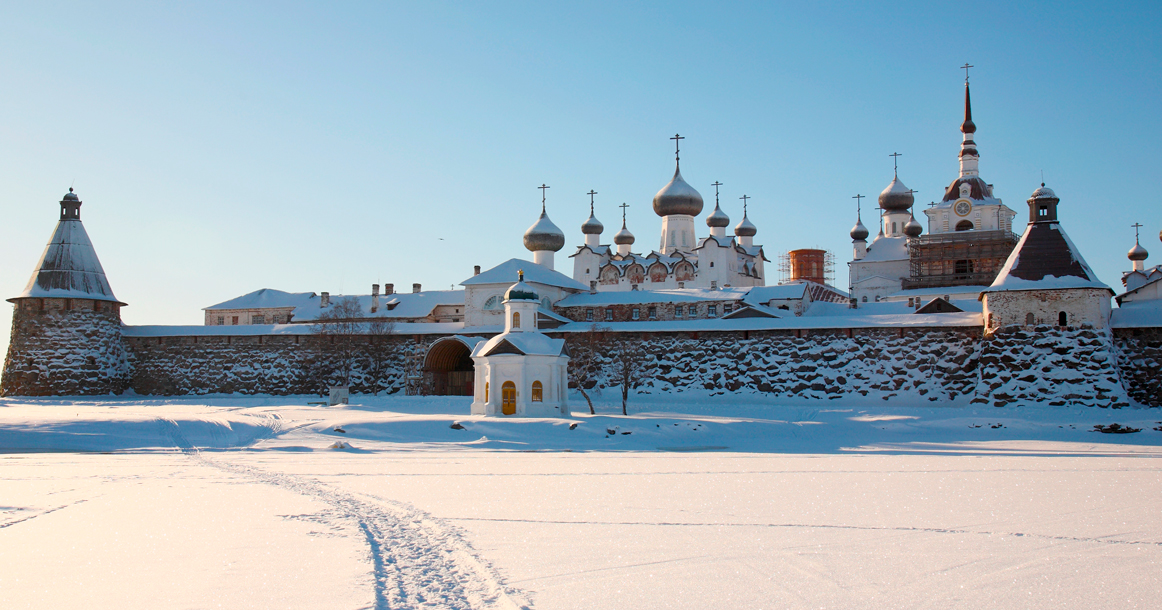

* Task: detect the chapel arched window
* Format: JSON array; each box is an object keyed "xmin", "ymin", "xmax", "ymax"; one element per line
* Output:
[{"xmin": 531, "ymin": 381, "xmax": 543, "ymax": 402}]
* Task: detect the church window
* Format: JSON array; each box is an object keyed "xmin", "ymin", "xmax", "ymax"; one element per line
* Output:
[
  {"xmin": 861, "ymin": 296, "xmax": 867, "ymax": 303},
  {"xmin": 710, "ymin": 262, "xmax": 714, "ymax": 268},
  {"xmin": 648, "ymin": 306, "xmax": 657, "ymax": 319},
  {"xmin": 955, "ymin": 220, "xmax": 974, "ymax": 232},
  {"xmin": 586, "ymin": 308, "xmax": 594, "ymax": 321},
  {"xmin": 632, "ymin": 308, "xmax": 640, "ymax": 320},
  {"xmin": 1025, "ymin": 313, "xmax": 1035, "ymax": 326},
  {"xmin": 875, "ymin": 296, "xmax": 881, "ymax": 302},
  {"xmin": 484, "ymin": 296, "xmax": 502, "ymax": 310},
  {"xmin": 988, "ymin": 313, "xmax": 993, "ymax": 328},
  {"xmin": 531, "ymin": 381, "xmax": 543, "ymax": 402},
  {"xmin": 708, "ymin": 305, "xmax": 717, "ymax": 317},
  {"xmin": 1058, "ymin": 311, "xmax": 1067, "ymax": 326},
  {"xmin": 541, "ymin": 297, "xmax": 552, "ymax": 310},
  {"xmin": 605, "ymin": 309, "xmax": 613, "ymax": 321},
  {"xmin": 675, "ymin": 305, "xmax": 684, "ymax": 317},
  {"xmin": 512, "ymin": 312, "xmax": 521, "ymax": 329},
  {"xmin": 724, "ymin": 304, "xmax": 732, "ymax": 314},
  {"xmin": 892, "ymin": 222, "xmax": 898, "ymax": 234},
  {"xmin": 252, "ymin": 314, "xmax": 265, "ymax": 324},
  {"xmin": 485, "ymin": 382, "xmax": 489, "ymax": 402},
  {"xmin": 217, "ymin": 316, "xmax": 224, "ymax": 325}
]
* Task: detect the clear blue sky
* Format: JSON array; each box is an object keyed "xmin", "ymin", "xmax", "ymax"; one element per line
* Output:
[{"xmin": 3, "ymin": 1, "xmax": 1160, "ymax": 356}]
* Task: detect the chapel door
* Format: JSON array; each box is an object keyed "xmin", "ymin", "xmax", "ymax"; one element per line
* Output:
[{"xmin": 501, "ymin": 381, "xmax": 516, "ymax": 415}]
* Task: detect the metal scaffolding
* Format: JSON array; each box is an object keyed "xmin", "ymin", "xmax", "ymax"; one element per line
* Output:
[{"xmin": 903, "ymin": 230, "xmax": 1019, "ymax": 290}]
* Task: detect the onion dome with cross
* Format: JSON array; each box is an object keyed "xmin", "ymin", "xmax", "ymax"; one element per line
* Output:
[
  {"xmin": 652, "ymin": 134, "xmax": 704, "ymax": 217},
  {"xmin": 523, "ymin": 184, "xmax": 566, "ymax": 253}
]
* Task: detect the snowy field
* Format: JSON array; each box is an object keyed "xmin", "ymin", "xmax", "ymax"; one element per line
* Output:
[{"xmin": 2, "ymin": 394, "xmax": 1161, "ymax": 610}]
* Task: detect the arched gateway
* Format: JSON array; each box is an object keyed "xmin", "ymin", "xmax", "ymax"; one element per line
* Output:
[{"xmin": 422, "ymin": 336, "xmax": 484, "ymax": 396}]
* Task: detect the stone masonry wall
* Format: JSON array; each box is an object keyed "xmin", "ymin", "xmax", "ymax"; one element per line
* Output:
[
  {"xmin": 1113, "ymin": 327, "xmax": 1162, "ymax": 407},
  {"xmin": 1, "ymin": 299, "xmax": 130, "ymax": 396},
  {"xmin": 972, "ymin": 325, "xmax": 1130, "ymax": 408},
  {"xmin": 572, "ymin": 327, "xmax": 983, "ymax": 402}
]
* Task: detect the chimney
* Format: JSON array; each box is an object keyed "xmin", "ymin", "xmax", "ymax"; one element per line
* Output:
[
  {"xmin": 474, "ymin": 265, "xmax": 481, "ymax": 276},
  {"xmin": 589, "ymin": 280, "xmax": 597, "ymax": 295},
  {"xmin": 710, "ymin": 281, "xmax": 718, "ymax": 291},
  {"xmin": 320, "ymin": 292, "xmax": 330, "ymax": 308},
  {"xmin": 371, "ymin": 284, "xmax": 380, "ymax": 313},
  {"xmin": 413, "ymin": 283, "xmax": 421, "ymax": 293},
  {"xmin": 384, "ymin": 284, "xmax": 393, "ymax": 295}
]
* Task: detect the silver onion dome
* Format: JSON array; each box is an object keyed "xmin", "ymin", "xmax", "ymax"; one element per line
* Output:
[
  {"xmin": 878, "ymin": 176, "xmax": 914, "ymax": 212},
  {"xmin": 850, "ymin": 217, "xmax": 869, "ymax": 241},
  {"xmin": 734, "ymin": 213, "xmax": 757, "ymax": 238},
  {"xmin": 653, "ymin": 167, "xmax": 704, "ymax": 217},
  {"xmin": 581, "ymin": 210, "xmax": 604, "ymax": 235},
  {"xmin": 1129, "ymin": 241, "xmax": 1149, "ymax": 262},
  {"xmin": 903, "ymin": 211, "xmax": 923, "ymax": 237},
  {"xmin": 523, "ymin": 210, "xmax": 566, "ymax": 252},
  {"xmin": 706, "ymin": 203, "xmax": 730, "ymax": 228},
  {"xmin": 613, "ymin": 221, "xmax": 635, "ymax": 245},
  {"xmin": 62, "ymin": 188, "xmax": 79, "ymax": 201}
]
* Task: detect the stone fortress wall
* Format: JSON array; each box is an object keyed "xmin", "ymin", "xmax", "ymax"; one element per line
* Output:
[{"xmin": 5, "ymin": 302, "xmax": 1156, "ymax": 408}]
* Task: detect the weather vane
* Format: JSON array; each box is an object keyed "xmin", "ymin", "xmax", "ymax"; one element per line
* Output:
[
  {"xmin": 890, "ymin": 152, "xmax": 902, "ymax": 177},
  {"xmin": 961, "ymin": 63, "xmax": 974, "ymax": 83},
  {"xmin": 587, "ymin": 189, "xmax": 597, "ymax": 214},
  {"xmin": 670, "ymin": 133, "xmax": 684, "ymax": 164},
  {"xmin": 537, "ymin": 184, "xmax": 550, "ymax": 212},
  {"xmin": 712, "ymin": 181, "xmax": 723, "ymax": 206}
]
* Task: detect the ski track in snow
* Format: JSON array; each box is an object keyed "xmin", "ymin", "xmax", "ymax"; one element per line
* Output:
[
  {"xmin": 154, "ymin": 417, "xmax": 532, "ymax": 610},
  {"xmin": 446, "ymin": 516, "xmax": 1162, "ymax": 547}
]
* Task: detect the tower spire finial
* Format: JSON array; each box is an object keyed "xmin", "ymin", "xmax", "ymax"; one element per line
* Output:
[
  {"xmin": 739, "ymin": 194, "xmax": 750, "ymax": 216},
  {"xmin": 961, "ymin": 62, "xmax": 973, "ymax": 83},
  {"xmin": 537, "ymin": 183, "xmax": 550, "ymax": 213},
  {"xmin": 1133, "ymin": 222, "xmax": 1144, "ymax": 244}
]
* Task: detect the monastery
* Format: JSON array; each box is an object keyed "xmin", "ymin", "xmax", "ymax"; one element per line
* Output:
[{"xmin": 3, "ymin": 77, "xmax": 1160, "ymax": 410}]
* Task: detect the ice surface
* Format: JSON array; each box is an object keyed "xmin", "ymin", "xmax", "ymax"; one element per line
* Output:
[{"xmin": 2, "ymin": 394, "xmax": 1161, "ymax": 610}]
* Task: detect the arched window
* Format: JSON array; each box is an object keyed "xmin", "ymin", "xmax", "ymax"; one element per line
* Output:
[
  {"xmin": 485, "ymin": 382, "xmax": 489, "ymax": 402},
  {"xmin": 1025, "ymin": 312, "xmax": 1035, "ymax": 326},
  {"xmin": 955, "ymin": 220, "xmax": 974, "ymax": 232},
  {"xmin": 531, "ymin": 381, "xmax": 543, "ymax": 402},
  {"xmin": 512, "ymin": 312, "xmax": 521, "ymax": 329},
  {"xmin": 483, "ymin": 295, "xmax": 503, "ymax": 310},
  {"xmin": 1058, "ymin": 311, "xmax": 1067, "ymax": 326},
  {"xmin": 861, "ymin": 296, "xmax": 867, "ymax": 303},
  {"xmin": 501, "ymin": 381, "xmax": 516, "ymax": 415},
  {"xmin": 541, "ymin": 297, "xmax": 552, "ymax": 310}
]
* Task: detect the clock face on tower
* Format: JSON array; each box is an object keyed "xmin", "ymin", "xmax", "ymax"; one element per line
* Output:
[{"xmin": 954, "ymin": 199, "xmax": 973, "ymax": 217}]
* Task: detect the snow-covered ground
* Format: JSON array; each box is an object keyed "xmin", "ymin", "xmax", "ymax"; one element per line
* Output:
[{"xmin": 2, "ymin": 394, "xmax": 1161, "ymax": 609}]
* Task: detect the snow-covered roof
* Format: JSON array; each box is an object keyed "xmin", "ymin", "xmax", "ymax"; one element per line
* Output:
[
  {"xmin": 552, "ymin": 311, "xmax": 982, "ymax": 333},
  {"xmin": 556, "ymin": 287, "xmax": 751, "ymax": 307},
  {"xmin": 462, "ymin": 258, "xmax": 587, "ymax": 291},
  {"xmin": 982, "ymin": 223, "xmax": 1112, "ymax": 295},
  {"xmin": 291, "ymin": 290, "xmax": 464, "ymax": 322},
  {"xmin": 13, "ymin": 218, "xmax": 122, "ymax": 304},
  {"xmin": 1110, "ymin": 300, "xmax": 1162, "ymax": 328},
  {"xmin": 742, "ymin": 284, "xmax": 809, "ymax": 303},
  {"xmin": 122, "ymin": 321, "xmax": 467, "ymax": 337},
  {"xmin": 883, "ymin": 286, "xmax": 990, "ymax": 300},
  {"xmin": 472, "ymin": 332, "xmax": 567, "ymax": 358},
  {"xmin": 570, "ymin": 244, "xmax": 612, "ymax": 258},
  {"xmin": 204, "ymin": 288, "xmax": 316, "ymax": 311},
  {"xmin": 860, "ymin": 235, "xmax": 909, "ymax": 262}
]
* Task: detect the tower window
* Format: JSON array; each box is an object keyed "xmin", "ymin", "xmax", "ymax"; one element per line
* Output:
[
  {"xmin": 1026, "ymin": 313, "xmax": 1035, "ymax": 326},
  {"xmin": 531, "ymin": 381, "xmax": 543, "ymax": 402},
  {"xmin": 1058, "ymin": 311, "xmax": 1067, "ymax": 326},
  {"xmin": 217, "ymin": 316, "xmax": 224, "ymax": 325},
  {"xmin": 955, "ymin": 220, "xmax": 974, "ymax": 231}
]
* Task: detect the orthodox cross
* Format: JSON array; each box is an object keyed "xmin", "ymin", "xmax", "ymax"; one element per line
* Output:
[
  {"xmin": 927, "ymin": 201, "xmax": 938, "ymax": 208},
  {"xmin": 537, "ymin": 184, "xmax": 550, "ymax": 212},
  {"xmin": 587, "ymin": 189, "xmax": 597, "ymax": 214},
  {"xmin": 1133, "ymin": 222, "xmax": 1144, "ymax": 243},
  {"xmin": 712, "ymin": 181, "xmax": 723, "ymax": 206},
  {"xmin": 852, "ymin": 193, "xmax": 864, "ymax": 216},
  {"xmin": 739, "ymin": 194, "xmax": 750, "ymax": 215},
  {"xmin": 961, "ymin": 63, "xmax": 974, "ymax": 82},
  {"xmin": 907, "ymin": 189, "xmax": 918, "ymax": 197},
  {"xmin": 619, "ymin": 202, "xmax": 630, "ymax": 222},
  {"xmin": 670, "ymin": 133, "xmax": 684, "ymax": 163},
  {"xmin": 889, "ymin": 152, "xmax": 902, "ymax": 177}
]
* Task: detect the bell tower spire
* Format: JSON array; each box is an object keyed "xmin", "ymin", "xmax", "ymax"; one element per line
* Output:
[{"xmin": 958, "ymin": 64, "xmax": 980, "ymax": 179}]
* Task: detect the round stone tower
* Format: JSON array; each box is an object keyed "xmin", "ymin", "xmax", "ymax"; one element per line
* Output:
[{"xmin": 1, "ymin": 189, "xmax": 129, "ymax": 396}]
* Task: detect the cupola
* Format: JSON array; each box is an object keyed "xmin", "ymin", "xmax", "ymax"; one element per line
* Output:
[
  {"xmin": 1026, "ymin": 183, "xmax": 1059, "ymax": 224},
  {"xmin": 878, "ymin": 176, "xmax": 914, "ymax": 212},
  {"xmin": 850, "ymin": 215, "xmax": 869, "ymax": 241},
  {"xmin": 903, "ymin": 210, "xmax": 923, "ymax": 237}
]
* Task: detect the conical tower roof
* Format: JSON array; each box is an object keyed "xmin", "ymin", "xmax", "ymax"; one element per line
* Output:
[{"xmin": 10, "ymin": 189, "xmax": 123, "ymax": 305}]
